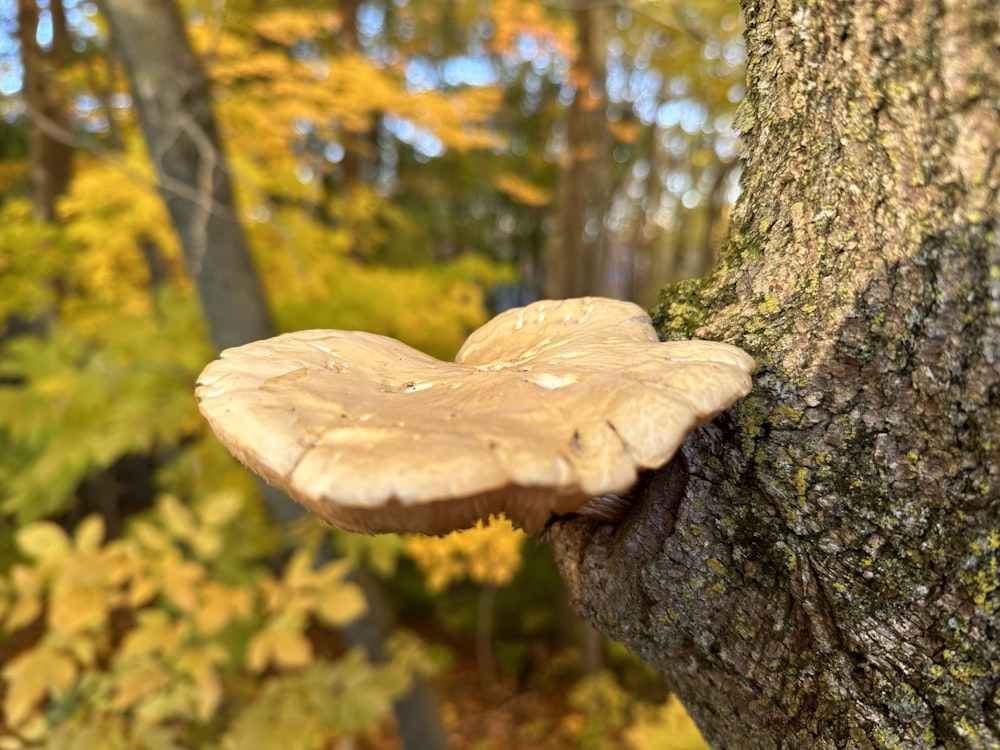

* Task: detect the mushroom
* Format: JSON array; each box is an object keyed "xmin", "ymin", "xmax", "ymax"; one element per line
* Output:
[{"xmin": 195, "ymin": 297, "xmax": 754, "ymax": 535}]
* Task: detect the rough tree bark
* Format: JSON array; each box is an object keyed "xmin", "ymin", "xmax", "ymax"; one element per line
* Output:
[{"xmin": 548, "ymin": 0, "xmax": 1000, "ymax": 748}]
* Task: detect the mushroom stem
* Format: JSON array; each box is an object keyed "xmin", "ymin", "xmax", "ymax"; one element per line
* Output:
[
  {"xmin": 569, "ymin": 456, "xmax": 690, "ymax": 533},
  {"xmin": 576, "ymin": 489, "xmax": 637, "ymax": 524}
]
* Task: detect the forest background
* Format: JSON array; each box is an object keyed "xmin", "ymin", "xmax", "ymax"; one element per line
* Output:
[{"xmin": 0, "ymin": 0, "xmax": 745, "ymax": 747}]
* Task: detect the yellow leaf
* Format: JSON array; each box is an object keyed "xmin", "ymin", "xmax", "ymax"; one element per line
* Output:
[
  {"xmin": 49, "ymin": 561, "xmax": 111, "ymax": 634},
  {"xmin": 73, "ymin": 515, "xmax": 105, "ymax": 554},
  {"xmin": 2, "ymin": 646, "xmax": 77, "ymax": 727},
  {"xmin": 126, "ymin": 571, "xmax": 160, "ymax": 608},
  {"xmin": 624, "ymin": 695, "xmax": 711, "ymax": 750},
  {"xmin": 246, "ymin": 628, "xmax": 312, "ymax": 673},
  {"xmin": 244, "ymin": 632, "xmax": 270, "ymax": 674},
  {"xmin": 194, "ymin": 581, "xmax": 254, "ymax": 635},
  {"xmin": 189, "ymin": 527, "xmax": 223, "ymax": 559},
  {"xmin": 121, "ymin": 610, "xmax": 188, "ymax": 659},
  {"xmin": 63, "ymin": 631, "xmax": 98, "ymax": 667},
  {"xmin": 47, "ymin": 713, "xmax": 127, "ymax": 749},
  {"xmin": 160, "ymin": 560, "xmax": 206, "ymax": 612},
  {"xmin": 315, "ymin": 582, "xmax": 367, "ymax": 627},
  {"xmin": 4, "ymin": 566, "xmax": 43, "ymax": 631},
  {"xmin": 196, "ymin": 490, "xmax": 244, "ymax": 528},
  {"xmin": 252, "ymin": 9, "xmax": 341, "ymax": 46},
  {"xmin": 158, "ymin": 494, "xmax": 197, "ymax": 541},
  {"xmin": 467, "ymin": 517, "xmax": 524, "ymax": 587},
  {"xmin": 282, "ymin": 547, "xmax": 316, "ymax": 591},
  {"xmin": 259, "ymin": 576, "xmax": 284, "ymax": 613},
  {"xmin": 132, "ymin": 521, "xmax": 173, "ymax": 553},
  {"xmin": 405, "ymin": 515, "xmax": 525, "ymax": 591},
  {"xmin": 15, "ymin": 522, "xmax": 70, "ymax": 563},
  {"xmin": 194, "ymin": 669, "xmax": 223, "ymax": 722},
  {"xmin": 176, "ymin": 643, "xmax": 227, "ymax": 720},
  {"xmin": 103, "ymin": 543, "xmax": 139, "ymax": 588},
  {"xmin": 17, "ymin": 714, "xmax": 46, "ymax": 742},
  {"xmin": 110, "ymin": 658, "xmax": 173, "ymax": 712}
]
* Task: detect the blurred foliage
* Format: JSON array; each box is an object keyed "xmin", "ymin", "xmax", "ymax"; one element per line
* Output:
[
  {"xmin": 0, "ymin": 0, "xmax": 738, "ymax": 746},
  {"xmin": 625, "ymin": 695, "xmax": 712, "ymax": 750},
  {"xmin": 0, "ymin": 494, "xmax": 427, "ymax": 749},
  {"xmin": 405, "ymin": 514, "xmax": 526, "ymax": 592},
  {"xmin": 560, "ymin": 671, "xmax": 709, "ymax": 750}
]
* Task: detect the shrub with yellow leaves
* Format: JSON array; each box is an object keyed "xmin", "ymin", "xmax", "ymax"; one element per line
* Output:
[
  {"xmin": 624, "ymin": 695, "xmax": 712, "ymax": 750},
  {"xmin": 403, "ymin": 514, "xmax": 526, "ymax": 593},
  {"xmin": 0, "ymin": 492, "xmax": 429, "ymax": 750},
  {"xmin": 560, "ymin": 670, "xmax": 710, "ymax": 750}
]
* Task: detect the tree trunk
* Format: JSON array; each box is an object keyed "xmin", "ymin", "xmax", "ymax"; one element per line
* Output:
[
  {"xmin": 16, "ymin": 0, "xmax": 73, "ymax": 223},
  {"xmin": 547, "ymin": 0, "xmax": 1000, "ymax": 747},
  {"xmin": 334, "ymin": 0, "xmax": 364, "ymax": 188},
  {"xmin": 545, "ymin": 0, "xmax": 611, "ymax": 299},
  {"xmin": 628, "ymin": 125, "xmax": 664, "ymax": 306},
  {"xmin": 98, "ymin": 0, "xmax": 273, "ymax": 353}
]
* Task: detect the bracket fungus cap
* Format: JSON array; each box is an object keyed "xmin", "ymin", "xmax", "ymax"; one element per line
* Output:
[{"xmin": 195, "ymin": 297, "xmax": 754, "ymax": 535}]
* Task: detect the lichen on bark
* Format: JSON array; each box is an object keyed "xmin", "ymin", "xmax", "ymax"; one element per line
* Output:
[{"xmin": 548, "ymin": 0, "xmax": 1000, "ymax": 747}]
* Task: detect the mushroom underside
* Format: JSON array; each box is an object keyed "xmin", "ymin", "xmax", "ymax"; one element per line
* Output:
[{"xmin": 286, "ymin": 480, "xmax": 599, "ymax": 535}]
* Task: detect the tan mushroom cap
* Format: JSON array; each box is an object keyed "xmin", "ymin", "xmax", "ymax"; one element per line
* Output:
[{"xmin": 195, "ymin": 297, "xmax": 754, "ymax": 535}]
